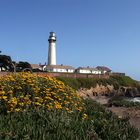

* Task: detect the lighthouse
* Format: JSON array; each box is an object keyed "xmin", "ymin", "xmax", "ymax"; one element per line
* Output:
[{"xmin": 48, "ymin": 32, "xmax": 56, "ymax": 65}]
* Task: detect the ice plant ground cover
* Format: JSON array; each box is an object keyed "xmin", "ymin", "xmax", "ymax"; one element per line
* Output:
[
  {"xmin": 0, "ymin": 73, "xmax": 139, "ymax": 140},
  {"xmin": 0, "ymin": 73, "xmax": 84, "ymax": 113}
]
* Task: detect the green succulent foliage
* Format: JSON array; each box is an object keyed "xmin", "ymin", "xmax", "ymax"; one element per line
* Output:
[
  {"xmin": 84, "ymin": 99, "xmax": 140, "ymax": 140},
  {"xmin": 0, "ymin": 100, "xmax": 139, "ymax": 140}
]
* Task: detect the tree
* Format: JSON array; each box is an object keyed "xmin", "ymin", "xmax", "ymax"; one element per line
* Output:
[
  {"xmin": 16, "ymin": 61, "xmax": 32, "ymax": 72},
  {"xmin": 0, "ymin": 55, "xmax": 15, "ymax": 72}
]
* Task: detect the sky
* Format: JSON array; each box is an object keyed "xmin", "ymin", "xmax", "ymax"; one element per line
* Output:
[{"xmin": 0, "ymin": 0, "xmax": 140, "ymax": 80}]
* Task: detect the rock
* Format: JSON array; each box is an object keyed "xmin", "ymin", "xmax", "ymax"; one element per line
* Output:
[
  {"xmin": 125, "ymin": 88, "xmax": 139, "ymax": 97},
  {"xmin": 78, "ymin": 84, "xmax": 140, "ymax": 99}
]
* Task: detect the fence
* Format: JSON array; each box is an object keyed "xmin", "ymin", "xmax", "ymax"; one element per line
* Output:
[{"xmin": 0, "ymin": 72, "xmax": 109, "ymax": 79}]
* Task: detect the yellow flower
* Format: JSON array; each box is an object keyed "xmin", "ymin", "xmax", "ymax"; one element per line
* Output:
[
  {"xmin": 8, "ymin": 90, "xmax": 13, "ymax": 94},
  {"xmin": 35, "ymin": 102, "xmax": 41, "ymax": 106},
  {"xmin": 19, "ymin": 102, "xmax": 24, "ymax": 106},
  {"xmin": 2, "ymin": 96, "xmax": 8, "ymax": 100},
  {"xmin": 46, "ymin": 105, "xmax": 53, "ymax": 110},
  {"xmin": 77, "ymin": 107, "xmax": 83, "ymax": 112},
  {"xmin": 65, "ymin": 108, "xmax": 69, "ymax": 111},
  {"xmin": 68, "ymin": 110, "xmax": 73, "ymax": 114},
  {"xmin": 45, "ymin": 96, "xmax": 54, "ymax": 101},
  {"xmin": 0, "ymin": 72, "xmax": 85, "ymax": 113},
  {"xmin": 55, "ymin": 104, "xmax": 62, "ymax": 109},
  {"xmin": 82, "ymin": 113, "xmax": 88, "ymax": 120},
  {"xmin": 15, "ymin": 108, "xmax": 21, "ymax": 112}
]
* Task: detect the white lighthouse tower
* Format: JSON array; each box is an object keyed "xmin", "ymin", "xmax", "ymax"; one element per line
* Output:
[{"xmin": 48, "ymin": 32, "xmax": 56, "ymax": 65}]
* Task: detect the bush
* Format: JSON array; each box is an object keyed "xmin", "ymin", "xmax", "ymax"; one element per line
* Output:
[
  {"xmin": 0, "ymin": 73, "xmax": 83, "ymax": 113},
  {"xmin": 110, "ymin": 75, "xmax": 139, "ymax": 87},
  {"xmin": 56, "ymin": 77, "xmax": 81, "ymax": 90},
  {"xmin": 109, "ymin": 98, "xmax": 140, "ymax": 107},
  {"xmin": 57, "ymin": 76, "xmax": 139, "ymax": 90},
  {"xmin": 84, "ymin": 99, "xmax": 140, "ymax": 140}
]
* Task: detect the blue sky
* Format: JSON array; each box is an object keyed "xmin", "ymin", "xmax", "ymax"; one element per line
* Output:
[{"xmin": 0, "ymin": 0, "xmax": 140, "ymax": 80}]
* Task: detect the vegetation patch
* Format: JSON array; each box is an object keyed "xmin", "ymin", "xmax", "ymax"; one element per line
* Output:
[
  {"xmin": 0, "ymin": 73, "xmax": 139, "ymax": 139},
  {"xmin": 108, "ymin": 97, "xmax": 140, "ymax": 108},
  {"xmin": 57, "ymin": 75, "xmax": 140, "ymax": 90},
  {"xmin": 0, "ymin": 73, "xmax": 83, "ymax": 113}
]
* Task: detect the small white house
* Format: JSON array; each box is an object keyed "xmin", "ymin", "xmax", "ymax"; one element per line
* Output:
[
  {"xmin": 76, "ymin": 67, "xmax": 101, "ymax": 74},
  {"xmin": 43, "ymin": 65, "xmax": 75, "ymax": 73},
  {"xmin": 96, "ymin": 66, "xmax": 112, "ymax": 74},
  {"xmin": 0, "ymin": 67, "xmax": 6, "ymax": 71},
  {"xmin": 30, "ymin": 64, "xmax": 43, "ymax": 71},
  {"xmin": 0, "ymin": 63, "xmax": 7, "ymax": 71}
]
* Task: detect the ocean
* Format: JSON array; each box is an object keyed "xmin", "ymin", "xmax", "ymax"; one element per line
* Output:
[{"xmin": 126, "ymin": 97, "xmax": 140, "ymax": 103}]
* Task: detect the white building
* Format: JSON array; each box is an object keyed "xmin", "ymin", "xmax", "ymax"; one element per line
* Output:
[
  {"xmin": 0, "ymin": 67, "xmax": 6, "ymax": 71},
  {"xmin": 48, "ymin": 32, "xmax": 56, "ymax": 65},
  {"xmin": 76, "ymin": 67, "xmax": 102, "ymax": 74},
  {"xmin": 43, "ymin": 65, "xmax": 75, "ymax": 73},
  {"xmin": 30, "ymin": 64, "xmax": 43, "ymax": 71},
  {"xmin": 96, "ymin": 66, "xmax": 112, "ymax": 74}
]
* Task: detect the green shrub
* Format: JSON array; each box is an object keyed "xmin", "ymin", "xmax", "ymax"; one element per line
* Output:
[
  {"xmin": 84, "ymin": 99, "xmax": 140, "ymax": 140},
  {"xmin": 109, "ymin": 98, "xmax": 140, "ymax": 107},
  {"xmin": 57, "ymin": 76, "xmax": 139, "ymax": 90},
  {"xmin": 110, "ymin": 76, "xmax": 139, "ymax": 87},
  {"xmin": 56, "ymin": 77, "xmax": 81, "ymax": 90}
]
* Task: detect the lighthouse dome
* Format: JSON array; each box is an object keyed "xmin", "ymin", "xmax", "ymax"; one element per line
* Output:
[{"xmin": 50, "ymin": 32, "xmax": 55, "ymax": 37}]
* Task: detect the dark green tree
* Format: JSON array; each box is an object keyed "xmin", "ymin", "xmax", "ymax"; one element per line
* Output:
[
  {"xmin": 0, "ymin": 55, "xmax": 15, "ymax": 72},
  {"xmin": 16, "ymin": 61, "xmax": 32, "ymax": 72}
]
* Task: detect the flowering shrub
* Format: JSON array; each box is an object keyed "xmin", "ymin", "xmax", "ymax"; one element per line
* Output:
[{"xmin": 0, "ymin": 72, "xmax": 84, "ymax": 113}]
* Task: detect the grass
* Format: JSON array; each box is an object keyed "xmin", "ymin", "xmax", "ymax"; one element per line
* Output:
[{"xmin": 57, "ymin": 75, "xmax": 140, "ymax": 90}]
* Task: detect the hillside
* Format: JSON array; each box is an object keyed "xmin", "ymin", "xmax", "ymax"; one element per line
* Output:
[
  {"xmin": 0, "ymin": 73, "xmax": 139, "ymax": 139},
  {"xmin": 57, "ymin": 75, "xmax": 140, "ymax": 97}
]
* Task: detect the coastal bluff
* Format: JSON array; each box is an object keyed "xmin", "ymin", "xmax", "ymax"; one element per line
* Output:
[{"xmin": 78, "ymin": 84, "xmax": 140, "ymax": 99}]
